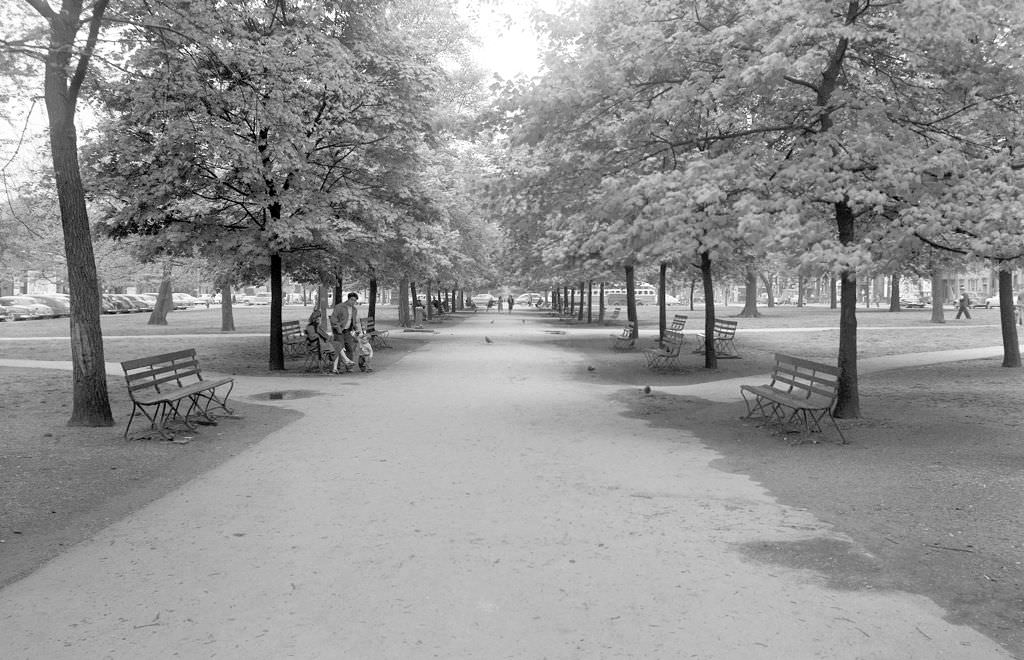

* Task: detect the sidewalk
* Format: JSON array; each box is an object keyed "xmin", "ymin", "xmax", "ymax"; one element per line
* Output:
[{"xmin": 0, "ymin": 315, "xmax": 1014, "ymax": 659}]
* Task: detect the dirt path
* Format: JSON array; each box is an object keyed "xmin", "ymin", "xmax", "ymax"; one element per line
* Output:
[{"xmin": 0, "ymin": 312, "xmax": 1013, "ymax": 658}]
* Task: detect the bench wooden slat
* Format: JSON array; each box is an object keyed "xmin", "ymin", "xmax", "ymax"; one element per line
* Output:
[
  {"xmin": 739, "ymin": 352, "xmax": 845, "ymax": 443},
  {"xmin": 120, "ymin": 348, "xmax": 234, "ymax": 441}
]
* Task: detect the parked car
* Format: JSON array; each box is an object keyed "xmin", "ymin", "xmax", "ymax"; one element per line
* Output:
[
  {"xmin": 0, "ymin": 300, "xmax": 33, "ymax": 321},
  {"xmin": 470, "ymin": 293, "xmax": 496, "ymax": 308},
  {"xmin": 29, "ymin": 294, "xmax": 71, "ymax": 316},
  {"xmin": 984, "ymin": 293, "xmax": 1020, "ymax": 308},
  {"xmin": 102, "ymin": 294, "xmax": 134, "ymax": 313},
  {"xmin": 0, "ymin": 295, "xmax": 55, "ymax": 319},
  {"xmin": 250, "ymin": 292, "xmax": 273, "ymax": 305},
  {"xmin": 172, "ymin": 293, "xmax": 199, "ymax": 309},
  {"xmin": 900, "ymin": 297, "xmax": 927, "ymax": 308},
  {"xmin": 514, "ymin": 292, "xmax": 545, "ymax": 306},
  {"xmin": 124, "ymin": 294, "xmax": 155, "ymax": 311}
]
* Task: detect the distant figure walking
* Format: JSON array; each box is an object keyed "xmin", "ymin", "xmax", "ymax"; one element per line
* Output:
[
  {"xmin": 955, "ymin": 292, "xmax": 972, "ymax": 320},
  {"xmin": 507, "ymin": 295, "xmax": 514, "ymax": 314},
  {"xmin": 497, "ymin": 296, "xmax": 504, "ymax": 312},
  {"xmin": 1017, "ymin": 292, "xmax": 1024, "ymax": 326}
]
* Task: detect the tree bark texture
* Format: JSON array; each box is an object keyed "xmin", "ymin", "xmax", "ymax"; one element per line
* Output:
[
  {"xmin": 738, "ymin": 264, "xmax": 760, "ymax": 317},
  {"xmin": 624, "ymin": 265, "xmax": 638, "ymax": 339},
  {"xmin": 889, "ymin": 273, "xmax": 901, "ymax": 312},
  {"xmin": 998, "ymin": 270, "xmax": 1021, "ymax": 367},
  {"xmin": 268, "ymin": 253, "xmax": 284, "ymax": 370},
  {"xmin": 148, "ymin": 272, "xmax": 173, "ymax": 325},
  {"xmin": 368, "ymin": 278, "xmax": 378, "ymax": 319},
  {"xmin": 658, "ymin": 263, "xmax": 667, "ymax": 341},
  {"xmin": 700, "ymin": 251, "xmax": 717, "ymax": 369},
  {"xmin": 220, "ymin": 282, "xmax": 235, "ymax": 331},
  {"xmin": 42, "ymin": 0, "xmax": 113, "ymax": 426},
  {"xmin": 930, "ymin": 273, "xmax": 946, "ymax": 323},
  {"xmin": 834, "ymin": 201, "xmax": 860, "ymax": 418}
]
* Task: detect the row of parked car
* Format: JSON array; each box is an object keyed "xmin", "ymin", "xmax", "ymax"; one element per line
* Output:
[{"xmin": 0, "ymin": 292, "xmax": 209, "ymax": 321}]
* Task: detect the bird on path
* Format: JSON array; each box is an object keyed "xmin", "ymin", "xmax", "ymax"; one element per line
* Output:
[{"xmin": 484, "ymin": 336, "xmax": 493, "ymax": 344}]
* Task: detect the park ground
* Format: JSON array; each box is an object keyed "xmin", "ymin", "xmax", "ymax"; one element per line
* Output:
[{"xmin": 0, "ymin": 302, "xmax": 1021, "ymax": 656}]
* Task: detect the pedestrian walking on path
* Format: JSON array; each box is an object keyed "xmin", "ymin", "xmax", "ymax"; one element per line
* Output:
[{"xmin": 955, "ymin": 292, "xmax": 972, "ymax": 320}]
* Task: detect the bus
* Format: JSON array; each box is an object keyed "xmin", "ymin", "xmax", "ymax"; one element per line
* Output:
[{"xmin": 591, "ymin": 283, "xmax": 678, "ymax": 306}]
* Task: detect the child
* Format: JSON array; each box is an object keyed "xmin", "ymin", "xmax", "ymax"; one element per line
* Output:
[{"xmin": 355, "ymin": 330, "xmax": 374, "ymax": 373}]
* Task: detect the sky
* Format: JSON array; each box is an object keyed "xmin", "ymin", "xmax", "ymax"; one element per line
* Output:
[{"xmin": 465, "ymin": 0, "xmax": 565, "ymax": 79}]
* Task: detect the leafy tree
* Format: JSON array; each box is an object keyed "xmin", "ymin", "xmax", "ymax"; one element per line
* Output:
[
  {"xmin": 4, "ymin": 0, "xmax": 113, "ymax": 426},
  {"xmin": 87, "ymin": 0, "xmax": 472, "ymax": 367}
]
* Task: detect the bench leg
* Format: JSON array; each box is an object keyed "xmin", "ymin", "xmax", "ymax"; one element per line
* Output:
[
  {"xmin": 188, "ymin": 382, "xmax": 236, "ymax": 425},
  {"xmin": 740, "ymin": 391, "xmax": 777, "ymax": 421},
  {"xmin": 125, "ymin": 400, "xmax": 191, "ymax": 441},
  {"xmin": 715, "ymin": 338, "xmax": 739, "ymax": 358}
]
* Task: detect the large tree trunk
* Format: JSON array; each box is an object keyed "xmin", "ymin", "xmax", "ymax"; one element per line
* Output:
[
  {"xmin": 737, "ymin": 264, "xmax": 761, "ymax": 317},
  {"xmin": 368, "ymin": 277, "xmax": 378, "ymax": 320},
  {"xmin": 758, "ymin": 271, "xmax": 775, "ymax": 308},
  {"xmin": 700, "ymin": 251, "xmax": 717, "ymax": 369},
  {"xmin": 930, "ymin": 272, "xmax": 946, "ymax": 323},
  {"xmin": 658, "ymin": 263, "xmax": 667, "ymax": 341},
  {"xmin": 998, "ymin": 270, "xmax": 1021, "ymax": 367},
  {"xmin": 40, "ymin": 0, "xmax": 112, "ymax": 428},
  {"xmin": 398, "ymin": 279, "xmax": 410, "ymax": 327},
  {"xmin": 624, "ymin": 265, "xmax": 638, "ymax": 339},
  {"xmin": 889, "ymin": 273, "xmax": 901, "ymax": 311},
  {"xmin": 586, "ymin": 279, "xmax": 593, "ymax": 323},
  {"xmin": 834, "ymin": 200, "xmax": 860, "ymax": 419},
  {"xmin": 577, "ymin": 280, "xmax": 585, "ymax": 321},
  {"xmin": 220, "ymin": 282, "xmax": 235, "ymax": 331},
  {"xmin": 598, "ymin": 282, "xmax": 605, "ymax": 322},
  {"xmin": 148, "ymin": 267, "xmax": 174, "ymax": 325},
  {"xmin": 268, "ymin": 253, "xmax": 284, "ymax": 370}
]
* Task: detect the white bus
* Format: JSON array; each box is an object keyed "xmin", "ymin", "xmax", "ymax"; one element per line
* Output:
[{"xmin": 591, "ymin": 283, "xmax": 679, "ymax": 306}]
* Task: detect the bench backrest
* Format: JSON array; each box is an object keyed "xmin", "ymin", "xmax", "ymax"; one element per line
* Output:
[
  {"xmin": 618, "ymin": 320, "xmax": 635, "ymax": 337},
  {"xmin": 667, "ymin": 315, "xmax": 687, "ymax": 335},
  {"xmin": 122, "ymin": 349, "xmax": 205, "ymax": 395},
  {"xmin": 661, "ymin": 331, "xmax": 684, "ymax": 355},
  {"xmin": 364, "ymin": 317, "xmax": 379, "ymax": 333},
  {"xmin": 282, "ymin": 320, "xmax": 303, "ymax": 337},
  {"xmin": 770, "ymin": 353, "xmax": 840, "ymax": 403},
  {"xmin": 713, "ymin": 319, "xmax": 737, "ymax": 337}
]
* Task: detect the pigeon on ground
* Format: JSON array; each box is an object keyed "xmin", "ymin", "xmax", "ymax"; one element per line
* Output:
[{"xmin": 485, "ymin": 336, "xmax": 493, "ymax": 344}]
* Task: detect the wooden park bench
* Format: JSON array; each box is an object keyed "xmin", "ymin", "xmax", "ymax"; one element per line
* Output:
[
  {"xmin": 695, "ymin": 318, "xmax": 739, "ymax": 358},
  {"xmin": 121, "ymin": 349, "xmax": 235, "ymax": 441},
  {"xmin": 658, "ymin": 314, "xmax": 688, "ymax": 346},
  {"xmin": 739, "ymin": 353, "xmax": 846, "ymax": 443},
  {"xmin": 610, "ymin": 320, "xmax": 635, "ymax": 350},
  {"xmin": 643, "ymin": 328, "xmax": 685, "ymax": 369},
  {"xmin": 282, "ymin": 320, "xmax": 306, "ymax": 357}
]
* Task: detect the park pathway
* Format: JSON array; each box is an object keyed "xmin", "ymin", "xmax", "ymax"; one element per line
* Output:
[{"xmin": 0, "ymin": 311, "xmax": 1013, "ymax": 659}]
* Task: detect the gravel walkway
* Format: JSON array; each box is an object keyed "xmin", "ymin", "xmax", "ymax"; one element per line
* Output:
[{"xmin": 0, "ymin": 313, "xmax": 1013, "ymax": 658}]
